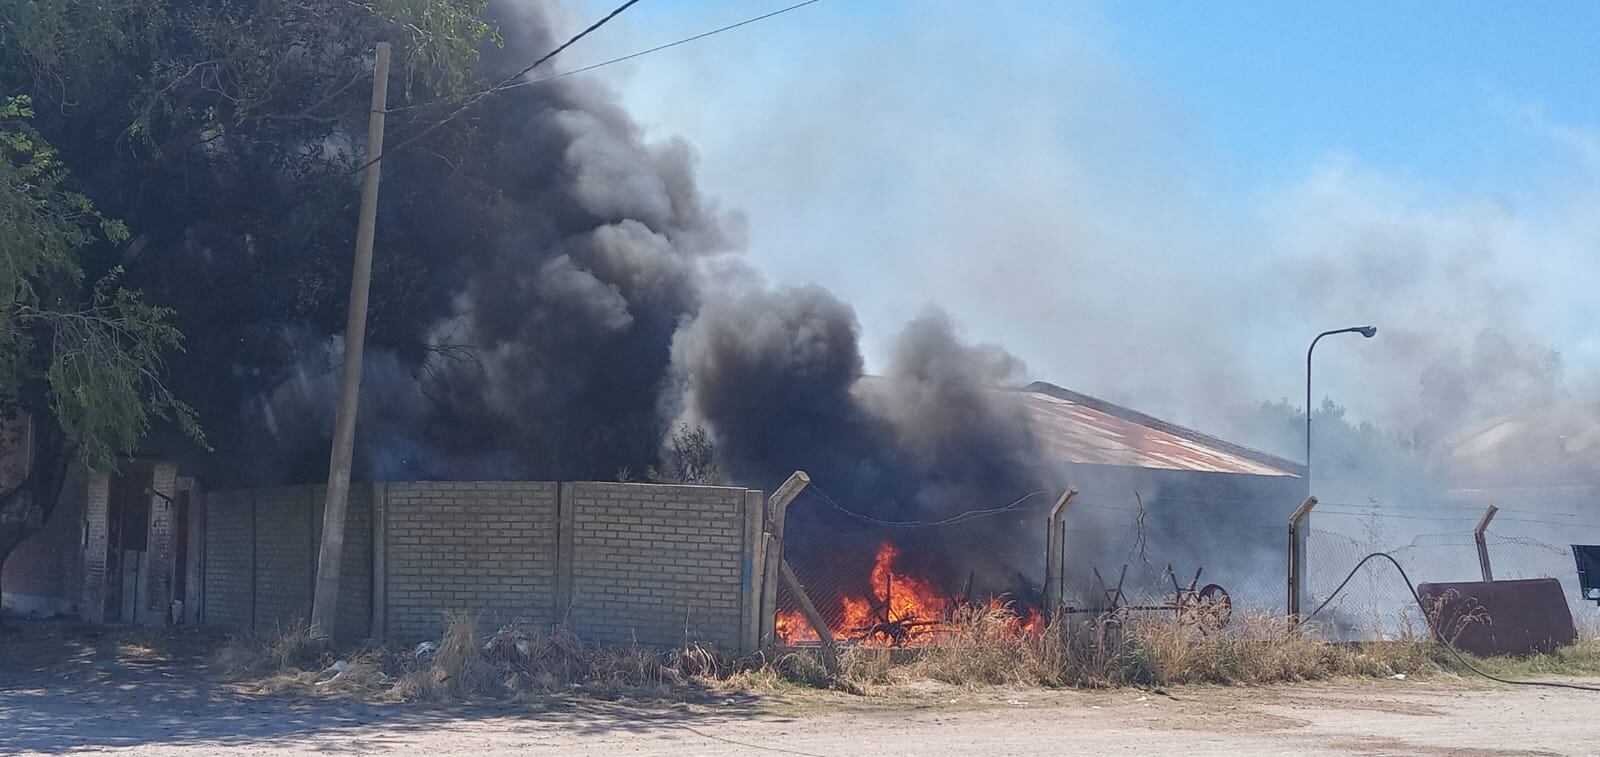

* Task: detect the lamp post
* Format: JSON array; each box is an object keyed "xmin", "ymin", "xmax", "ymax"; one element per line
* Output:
[{"xmin": 1305, "ymin": 326, "xmax": 1376, "ymax": 489}]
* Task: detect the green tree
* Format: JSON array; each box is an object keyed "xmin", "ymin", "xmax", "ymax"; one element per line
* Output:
[
  {"xmin": 0, "ymin": 95, "xmax": 201, "ymax": 573},
  {"xmin": 0, "ymin": 0, "xmax": 499, "ymax": 485}
]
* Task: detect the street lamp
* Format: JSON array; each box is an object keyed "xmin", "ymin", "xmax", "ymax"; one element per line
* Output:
[{"xmin": 1305, "ymin": 326, "xmax": 1377, "ymax": 488}]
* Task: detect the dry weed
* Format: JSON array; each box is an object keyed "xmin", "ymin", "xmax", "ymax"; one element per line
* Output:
[
  {"xmin": 223, "ymin": 603, "xmax": 1600, "ymax": 704},
  {"xmin": 211, "ymin": 617, "xmax": 328, "ymax": 679}
]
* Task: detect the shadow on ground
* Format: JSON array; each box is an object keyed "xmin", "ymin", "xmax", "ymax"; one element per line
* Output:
[{"xmin": 0, "ymin": 616, "xmax": 771, "ymax": 754}]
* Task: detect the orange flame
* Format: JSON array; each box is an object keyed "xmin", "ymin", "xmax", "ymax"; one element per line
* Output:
[{"xmin": 776, "ymin": 541, "xmax": 1047, "ymax": 647}]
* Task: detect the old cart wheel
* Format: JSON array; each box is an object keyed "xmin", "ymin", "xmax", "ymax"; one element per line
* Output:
[{"xmin": 1194, "ymin": 584, "xmax": 1232, "ymax": 632}]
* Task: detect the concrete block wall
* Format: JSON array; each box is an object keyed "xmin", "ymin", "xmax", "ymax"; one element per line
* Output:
[
  {"xmin": 563, "ymin": 482, "xmax": 752, "ymax": 649},
  {"xmin": 202, "ymin": 489, "xmax": 254, "ymax": 629},
  {"xmin": 199, "ymin": 480, "xmax": 762, "ymax": 652},
  {"xmin": 201, "ymin": 485, "xmax": 372, "ymax": 639},
  {"xmin": 384, "ymin": 482, "xmax": 559, "ymax": 642},
  {"xmin": 310, "ymin": 484, "xmax": 375, "ymax": 642},
  {"xmin": 250, "ymin": 486, "xmax": 315, "ymax": 630}
]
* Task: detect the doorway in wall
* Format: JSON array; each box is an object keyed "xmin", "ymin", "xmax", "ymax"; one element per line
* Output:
[{"xmin": 104, "ymin": 470, "xmax": 153, "ymax": 624}]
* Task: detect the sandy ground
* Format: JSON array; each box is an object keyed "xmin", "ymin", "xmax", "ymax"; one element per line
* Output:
[{"xmin": 3, "ymin": 621, "xmax": 1599, "ymax": 756}]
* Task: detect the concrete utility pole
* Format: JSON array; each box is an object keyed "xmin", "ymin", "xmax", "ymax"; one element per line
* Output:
[{"xmin": 310, "ymin": 41, "xmax": 391, "ymax": 639}]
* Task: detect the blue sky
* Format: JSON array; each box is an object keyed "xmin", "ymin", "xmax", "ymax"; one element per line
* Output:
[
  {"xmin": 563, "ymin": 0, "xmax": 1600, "ymax": 439},
  {"xmin": 1106, "ymin": 2, "xmax": 1600, "ymax": 186}
]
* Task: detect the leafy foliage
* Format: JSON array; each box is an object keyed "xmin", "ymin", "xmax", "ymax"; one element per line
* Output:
[
  {"xmin": 0, "ymin": 95, "xmax": 199, "ymax": 471},
  {"xmin": 0, "ymin": 0, "xmax": 498, "ymax": 483}
]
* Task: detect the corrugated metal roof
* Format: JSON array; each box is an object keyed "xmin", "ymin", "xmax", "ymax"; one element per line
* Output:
[
  {"xmin": 851, "ymin": 377, "xmax": 1300, "ymax": 477},
  {"xmin": 1019, "ymin": 383, "xmax": 1300, "ymax": 477}
]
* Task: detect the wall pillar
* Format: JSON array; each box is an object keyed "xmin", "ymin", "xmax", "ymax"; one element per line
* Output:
[
  {"xmin": 181, "ymin": 478, "xmax": 204, "ymax": 625},
  {"xmin": 740, "ymin": 488, "xmax": 764, "ymax": 655},
  {"xmin": 554, "ymin": 483, "xmax": 575, "ymax": 623},
  {"xmin": 79, "ymin": 472, "xmax": 111, "ymax": 624},
  {"xmin": 370, "ymin": 482, "xmax": 388, "ymax": 640},
  {"xmin": 142, "ymin": 462, "xmax": 179, "ymax": 627}
]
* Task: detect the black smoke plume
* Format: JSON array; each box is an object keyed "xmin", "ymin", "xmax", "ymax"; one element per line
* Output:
[{"xmin": 218, "ymin": 0, "xmax": 1058, "ymax": 568}]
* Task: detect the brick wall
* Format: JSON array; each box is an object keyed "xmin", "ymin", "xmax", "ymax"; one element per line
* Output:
[
  {"xmin": 1, "ymin": 465, "xmax": 87, "ymax": 616},
  {"xmin": 201, "ymin": 485, "xmax": 372, "ymax": 639},
  {"xmin": 79, "ymin": 473, "xmax": 110, "ymax": 623},
  {"xmin": 202, "ymin": 489, "xmax": 254, "ymax": 628},
  {"xmin": 251, "ymin": 486, "xmax": 315, "ymax": 630},
  {"xmin": 563, "ymin": 482, "xmax": 752, "ymax": 649},
  {"xmin": 310, "ymin": 484, "xmax": 375, "ymax": 642},
  {"xmin": 384, "ymin": 482, "xmax": 559, "ymax": 642},
  {"xmin": 198, "ymin": 480, "xmax": 762, "ymax": 651},
  {"xmin": 140, "ymin": 463, "xmax": 179, "ymax": 626},
  {"xmin": 0, "ymin": 414, "xmax": 83, "ymax": 617}
]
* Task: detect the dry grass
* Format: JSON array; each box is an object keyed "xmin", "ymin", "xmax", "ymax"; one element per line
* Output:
[
  {"xmin": 818, "ymin": 609, "xmax": 1441, "ymax": 691},
  {"xmin": 215, "ymin": 605, "xmax": 1598, "ymax": 704},
  {"xmin": 212, "ymin": 617, "xmax": 330, "ymax": 679},
  {"xmin": 219, "ymin": 613, "xmax": 744, "ymax": 703}
]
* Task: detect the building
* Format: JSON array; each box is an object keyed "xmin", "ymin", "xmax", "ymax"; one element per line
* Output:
[
  {"xmin": 5, "ymin": 378, "xmax": 1307, "ymax": 631},
  {"xmin": 1435, "ymin": 402, "xmax": 1600, "ymax": 511},
  {"xmin": 0, "ymin": 411, "xmax": 201, "ymax": 625}
]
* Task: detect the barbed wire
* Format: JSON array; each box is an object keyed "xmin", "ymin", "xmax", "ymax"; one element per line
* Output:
[{"xmin": 803, "ymin": 484, "xmax": 1050, "ymax": 528}]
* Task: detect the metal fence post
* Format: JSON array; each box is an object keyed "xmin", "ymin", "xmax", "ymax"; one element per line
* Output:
[
  {"xmin": 1288, "ymin": 496, "xmax": 1318, "ymax": 625},
  {"xmin": 1475, "ymin": 505, "xmax": 1499, "ymax": 583}
]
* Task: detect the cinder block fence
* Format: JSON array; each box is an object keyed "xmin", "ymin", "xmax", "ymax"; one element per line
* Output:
[{"xmin": 200, "ymin": 481, "xmax": 766, "ymax": 652}]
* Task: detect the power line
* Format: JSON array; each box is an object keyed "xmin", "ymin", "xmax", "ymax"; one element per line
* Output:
[
  {"xmin": 490, "ymin": 0, "xmax": 643, "ymax": 93},
  {"xmin": 373, "ymin": 0, "xmax": 823, "ymax": 166},
  {"xmin": 354, "ymin": 0, "xmax": 645, "ymax": 173},
  {"xmin": 494, "ymin": 0, "xmax": 824, "ymax": 95}
]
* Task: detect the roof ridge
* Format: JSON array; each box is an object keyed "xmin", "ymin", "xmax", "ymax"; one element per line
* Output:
[{"xmin": 1021, "ymin": 381, "xmax": 1305, "ymax": 477}]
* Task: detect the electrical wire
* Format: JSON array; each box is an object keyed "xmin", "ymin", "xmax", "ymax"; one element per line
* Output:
[
  {"xmin": 353, "ymin": 0, "xmax": 645, "ymax": 173},
  {"xmin": 495, "ymin": 0, "xmax": 824, "ymax": 95},
  {"xmin": 1306, "ymin": 552, "xmax": 1600, "ymax": 692},
  {"xmin": 369, "ymin": 0, "xmax": 823, "ymax": 169}
]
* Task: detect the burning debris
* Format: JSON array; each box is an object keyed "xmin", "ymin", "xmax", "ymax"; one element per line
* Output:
[{"xmin": 776, "ymin": 541, "xmax": 1045, "ymax": 647}]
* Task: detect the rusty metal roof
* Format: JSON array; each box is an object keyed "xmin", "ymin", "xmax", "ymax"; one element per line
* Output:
[
  {"xmin": 1018, "ymin": 382, "xmax": 1301, "ymax": 477},
  {"xmin": 852, "ymin": 376, "xmax": 1300, "ymax": 477}
]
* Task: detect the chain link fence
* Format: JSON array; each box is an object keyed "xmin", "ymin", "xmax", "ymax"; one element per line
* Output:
[
  {"xmin": 775, "ymin": 482, "xmax": 1600, "ymax": 646},
  {"xmin": 775, "ymin": 483, "xmax": 1297, "ymax": 643},
  {"xmin": 1306, "ymin": 504, "xmax": 1600, "ymax": 641},
  {"xmin": 776, "ymin": 486, "xmax": 1053, "ymax": 644},
  {"xmin": 1056, "ymin": 491, "xmax": 1285, "ymax": 623}
]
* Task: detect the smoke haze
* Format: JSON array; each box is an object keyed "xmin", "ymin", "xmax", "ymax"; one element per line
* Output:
[{"xmin": 180, "ymin": 2, "xmax": 1600, "ymax": 615}]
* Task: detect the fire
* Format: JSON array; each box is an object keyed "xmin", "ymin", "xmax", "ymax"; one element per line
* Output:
[
  {"xmin": 774, "ymin": 609, "xmax": 818, "ymax": 644},
  {"xmin": 775, "ymin": 541, "xmax": 1045, "ymax": 647}
]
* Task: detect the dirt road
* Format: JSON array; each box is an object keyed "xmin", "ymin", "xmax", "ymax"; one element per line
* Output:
[
  {"xmin": 6, "ymin": 665, "xmax": 1600, "ymax": 755},
  {"xmin": 3, "ymin": 620, "xmax": 1598, "ymax": 755}
]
